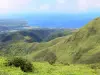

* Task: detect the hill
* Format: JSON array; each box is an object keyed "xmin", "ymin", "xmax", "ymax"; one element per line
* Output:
[
  {"xmin": 0, "ymin": 17, "xmax": 100, "ymax": 65},
  {"xmin": 0, "ymin": 28, "xmax": 73, "ymax": 56},
  {"xmin": 0, "ymin": 28, "xmax": 73, "ymax": 43},
  {"xmin": 0, "ymin": 17, "xmax": 100, "ymax": 75},
  {"xmin": 29, "ymin": 17, "xmax": 100, "ymax": 64}
]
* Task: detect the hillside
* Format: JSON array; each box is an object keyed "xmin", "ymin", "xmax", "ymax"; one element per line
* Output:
[
  {"xmin": 0, "ymin": 28, "xmax": 73, "ymax": 57},
  {"xmin": 28, "ymin": 17, "xmax": 100, "ymax": 64},
  {"xmin": 0, "ymin": 57, "xmax": 97, "ymax": 75},
  {"xmin": 0, "ymin": 29, "xmax": 73, "ymax": 43},
  {"xmin": 0, "ymin": 17, "xmax": 100, "ymax": 65},
  {"xmin": 0, "ymin": 17, "xmax": 100, "ymax": 75}
]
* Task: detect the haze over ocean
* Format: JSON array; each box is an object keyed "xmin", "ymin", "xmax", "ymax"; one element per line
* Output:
[
  {"xmin": 0, "ymin": 0, "xmax": 99, "ymax": 28},
  {"xmin": 0, "ymin": 13, "xmax": 99, "ymax": 28},
  {"xmin": 26, "ymin": 13, "xmax": 98, "ymax": 28}
]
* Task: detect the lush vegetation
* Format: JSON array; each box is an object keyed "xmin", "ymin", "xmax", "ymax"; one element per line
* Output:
[
  {"xmin": 0, "ymin": 29, "xmax": 73, "ymax": 43},
  {"xmin": 6, "ymin": 57, "xmax": 33, "ymax": 72},
  {"xmin": 44, "ymin": 29, "xmax": 73, "ymax": 41},
  {"xmin": 44, "ymin": 52, "xmax": 57, "ymax": 65},
  {"xmin": 0, "ymin": 57, "xmax": 99, "ymax": 75}
]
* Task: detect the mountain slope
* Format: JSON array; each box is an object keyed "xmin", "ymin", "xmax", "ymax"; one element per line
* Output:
[
  {"xmin": 30, "ymin": 17, "xmax": 100, "ymax": 64},
  {"xmin": 0, "ymin": 29, "xmax": 73, "ymax": 43},
  {"xmin": 0, "ymin": 29, "xmax": 73, "ymax": 57},
  {"xmin": 0, "ymin": 17, "xmax": 100, "ymax": 64}
]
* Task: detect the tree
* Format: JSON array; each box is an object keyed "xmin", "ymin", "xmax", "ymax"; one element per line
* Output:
[
  {"xmin": 44, "ymin": 52, "xmax": 57, "ymax": 65},
  {"xmin": 7, "ymin": 57, "xmax": 33, "ymax": 72}
]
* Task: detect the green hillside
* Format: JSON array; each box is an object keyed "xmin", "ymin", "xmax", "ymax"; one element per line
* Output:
[
  {"xmin": 29, "ymin": 17, "xmax": 100, "ymax": 64},
  {"xmin": 0, "ymin": 57, "xmax": 97, "ymax": 75},
  {"xmin": 44, "ymin": 29, "xmax": 73, "ymax": 41},
  {"xmin": 0, "ymin": 29, "xmax": 73, "ymax": 43},
  {"xmin": 0, "ymin": 18, "xmax": 100, "ymax": 75},
  {"xmin": 0, "ymin": 28, "xmax": 73, "ymax": 57},
  {"xmin": 0, "ymin": 17, "xmax": 100, "ymax": 64}
]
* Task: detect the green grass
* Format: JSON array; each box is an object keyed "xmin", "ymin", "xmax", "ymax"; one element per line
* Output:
[{"xmin": 0, "ymin": 57, "xmax": 98, "ymax": 75}]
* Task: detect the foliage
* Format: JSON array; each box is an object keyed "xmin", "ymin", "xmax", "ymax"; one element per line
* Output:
[
  {"xmin": 44, "ymin": 29, "xmax": 72, "ymax": 41},
  {"xmin": 6, "ymin": 57, "xmax": 33, "ymax": 72},
  {"xmin": 44, "ymin": 52, "xmax": 57, "ymax": 65},
  {"xmin": 24, "ymin": 36, "xmax": 34, "ymax": 43},
  {"xmin": 90, "ymin": 64, "xmax": 100, "ymax": 69},
  {"xmin": 0, "ymin": 57, "xmax": 98, "ymax": 75},
  {"xmin": 0, "ymin": 29, "xmax": 73, "ymax": 43}
]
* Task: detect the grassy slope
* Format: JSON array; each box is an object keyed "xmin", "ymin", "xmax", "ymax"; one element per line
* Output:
[
  {"xmin": 0, "ymin": 36, "xmax": 66, "ymax": 57},
  {"xmin": 30, "ymin": 17, "xmax": 100, "ymax": 64},
  {"xmin": 0, "ymin": 57, "xmax": 97, "ymax": 75},
  {"xmin": 44, "ymin": 29, "xmax": 73, "ymax": 41}
]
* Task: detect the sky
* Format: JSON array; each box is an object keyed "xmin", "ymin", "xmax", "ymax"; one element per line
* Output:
[
  {"xmin": 0, "ymin": 0, "xmax": 100, "ymax": 28},
  {"xmin": 0, "ymin": 0, "xmax": 100, "ymax": 14}
]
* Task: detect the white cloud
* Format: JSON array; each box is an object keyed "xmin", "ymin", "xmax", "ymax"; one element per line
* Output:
[
  {"xmin": 55, "ymin": 0, "xmax": 100, "ymax": 13},
  {"xmin": 55, "ymin": 0, "xmax": 69, "ymax": 11},
  {"xmin": 0, "ymin": 0, "xmax": 32, "ymax": 13},
  {"xmin": 39, "ymin": 4, "xmax": 50, "ymax": 10},
  {"xmin": 76, "ymin": 0, "xmax": 100, "ymax": 12},
  {"xmin": 56, "ymin": 0, "xmax": 65, "ymax": 4},
  {"xmin": 0, "ymin": 0, "xmax": 100, "ymax": 14},
  {"xmin": 77, "ymin": 0, "xmax": 89, "ymax": 12}
]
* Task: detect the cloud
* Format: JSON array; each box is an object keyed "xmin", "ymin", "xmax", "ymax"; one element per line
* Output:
[
  {"xmin": 39, "ymin": 4, "xmax": 50, "ymax": 10},
  {"xmin": 0, "ymin": 0, "xmax": 32, "ymax": 13},
  {"xmin": 77, "ymin": 0, "xmax": 100, "ymax": 12},
  {"xmin": 77, "ymin": 0, "xmax": 89, "ymax": 12},
  {"xmin": 55, "ymin": 0, "xmax": 100, "ymax": 13},
  {"xmin": 56, "ymin": 0, "xmax": 65, "ymax": 4},
  {"xmin": 0, "ymin": 0, "xmax": 100, "ymax": 14}
]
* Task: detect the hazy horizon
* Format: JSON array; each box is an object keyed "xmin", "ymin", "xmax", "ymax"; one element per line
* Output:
[
  {"xmin": 0, "ymin": 13, "xmax": 99, "ymax": 28},
  {"xmin": 0, "ymin": 0, "xmax": 100, "ymax": 28}
]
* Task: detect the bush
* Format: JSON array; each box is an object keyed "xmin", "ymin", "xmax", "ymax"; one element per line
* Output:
[
  {"xmin": 90, "ymin": 64, "xmax": 100, "ymax": 69},
  {"xmin": 44, "ymin": 52, "xmax": 57, "ymax": 65},
  {"xmin": 7, "ymin": 57, "xmax": 33, "ymax": 72},
  {"xmin": 24, "ymin": 36, "xmax": 34, "ymax": 43}
]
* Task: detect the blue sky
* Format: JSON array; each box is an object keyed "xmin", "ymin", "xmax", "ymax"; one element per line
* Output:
[{"xmin": 0, "ymin": 0, "xmax": 100, "ymax": 14}]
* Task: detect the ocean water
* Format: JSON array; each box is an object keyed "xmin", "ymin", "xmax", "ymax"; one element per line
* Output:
[
  {"xmin": 0, "ymin": 13, "xmax": 98, "ymax": 28},
  {"xmin": 24, "ymin": 13, "xmax": 95, "ymax": 28}
]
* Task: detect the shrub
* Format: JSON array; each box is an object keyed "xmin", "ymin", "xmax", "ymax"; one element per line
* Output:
[
  {"xmin": 7, "ymin": 57, "xmax": 33, "ymax": 72},
  {"xmin": 90, "ymin": 64, "xmax": 100, "ymax": 69},
  {"xmin": 63, "ymin": 63, "xmax": 70, "ymax": 66},
  {"xmin": 24, "ymin": 36, "xmax": 34, "ymax": 43},
  {"xmin": 44, "ymin": 52, "xmax": 57, "ymax": 65}
]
